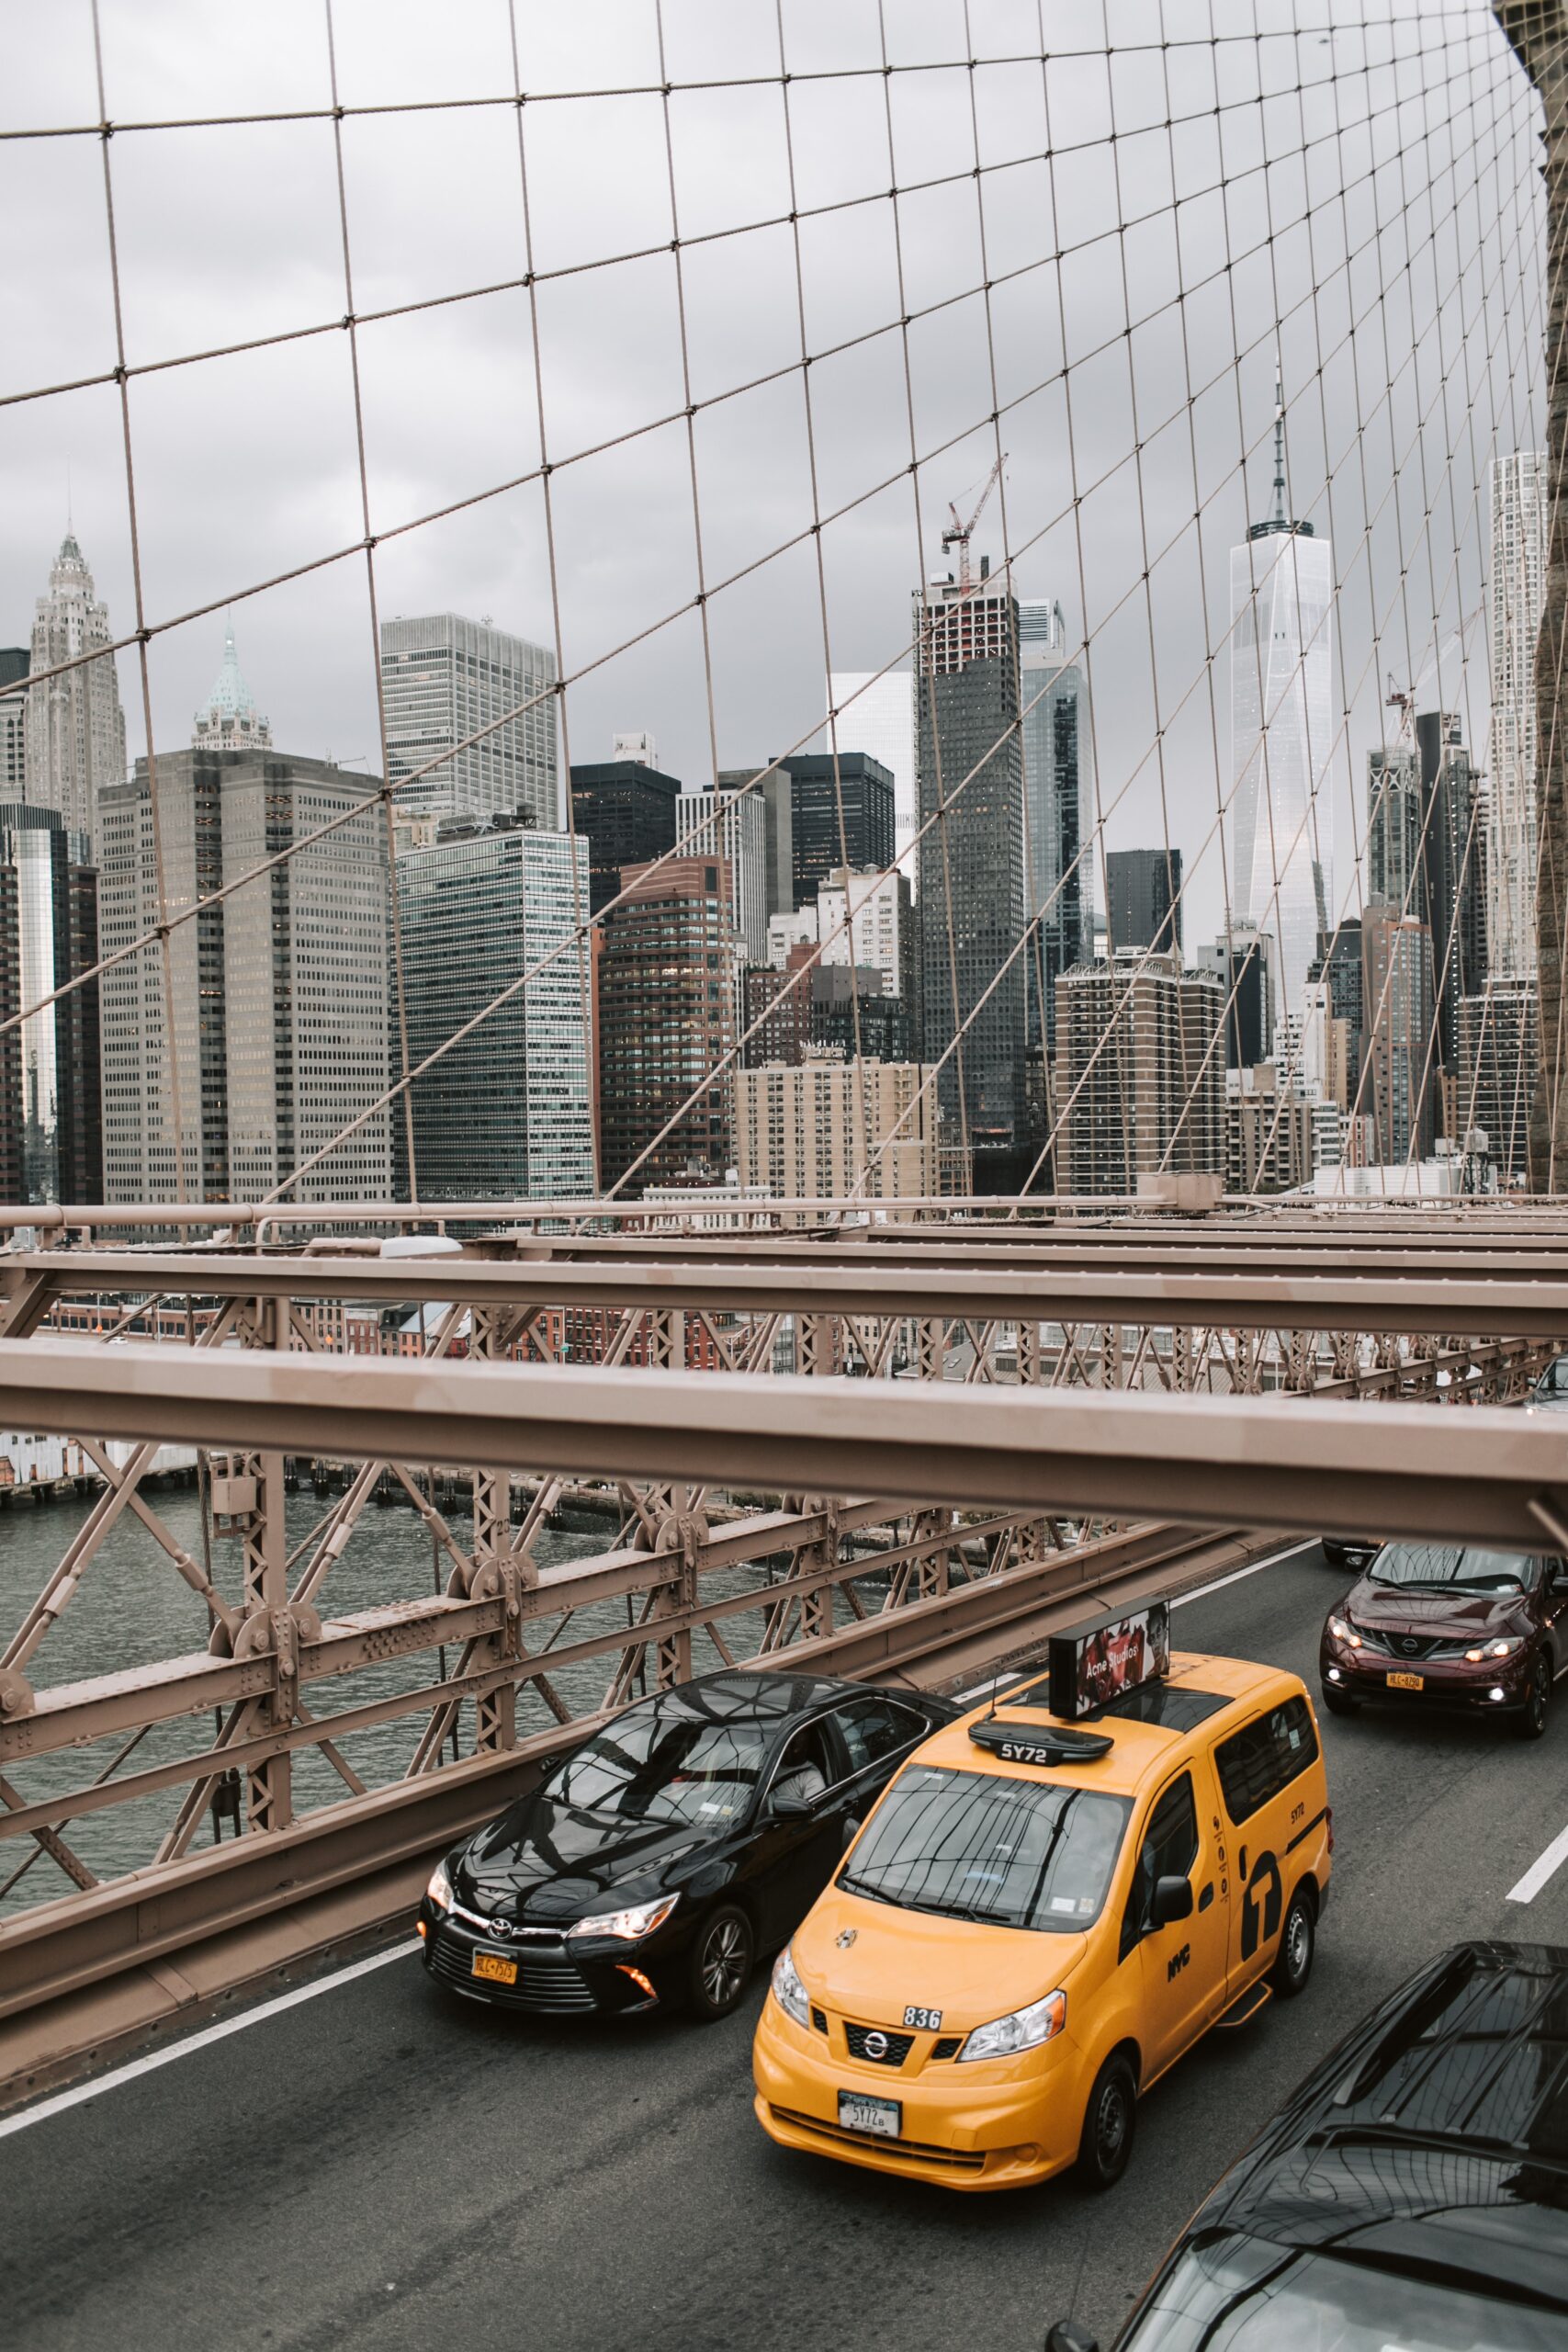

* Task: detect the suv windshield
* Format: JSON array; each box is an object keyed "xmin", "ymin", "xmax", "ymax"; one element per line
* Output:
[
  {"xmin": 1127, "ymin": 2233, "xmax": 1568, "ymax": 2350},
  {"xmin": 1369, "ymin": 1542, "xmax": 1541, "ymax": 1594},
  {"xmin": 541, "ymin": 1708, "xmax": 771, "ymax": 1827},
  {"xmin": 838, "ymin": 1763, "xmax": 1131, "ymax": 1930}
]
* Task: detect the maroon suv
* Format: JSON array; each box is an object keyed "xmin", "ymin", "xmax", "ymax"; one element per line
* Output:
[{"xmin": 1319, "ymin": 1541, "xmax": 1568, "ymax": 1739}]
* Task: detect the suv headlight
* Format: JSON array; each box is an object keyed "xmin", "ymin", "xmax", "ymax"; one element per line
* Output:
[
  {"xmin": 567, "ymin": 1893, "xmax": 681, "ymax": 1942},
  {"xmin": 1327, "ymin": 1615, "xmax": 1362, "ymax": 1648},
  {"xmin": 958, "ymin": 1988, "xmax": 1066, "ymax": 2063},
  {"xmin": 771, "ymin": 1942, "xmax": 811, "ymax": 2029},
  {"xmin": 425, "ymin": 1859, "xmax": 454, "ymax": 1912},
  {"xmin": 1464, "ymin": 1636, "xmax": 1522, "ymax": 1661}
]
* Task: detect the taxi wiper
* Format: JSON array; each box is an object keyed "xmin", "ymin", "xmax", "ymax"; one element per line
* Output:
[{"xmin": 837, "ymin": 1872, "xmax": 903, "ymax": 1907}]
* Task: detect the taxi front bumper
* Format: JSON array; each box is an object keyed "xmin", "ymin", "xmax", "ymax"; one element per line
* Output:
[{"xmin": 751, "ymin": 1992, "xmax": 1083, "ymax": 2192}]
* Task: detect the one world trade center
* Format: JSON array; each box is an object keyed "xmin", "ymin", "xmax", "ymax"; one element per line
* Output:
[{"xmin": 1230, "ymin": 370, "xmax": 1333, "ymax": 1034}]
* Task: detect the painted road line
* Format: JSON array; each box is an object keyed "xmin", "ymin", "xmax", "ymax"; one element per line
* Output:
[
  {"xmin": 953, "ymin": 1538, "xmax": 1319, "ymax": 1702},
  {"xmin": 1507, "ymin": 1818, "xmax": 1568, "ymax": 1905},
  {"xmin": 0, "ymin": 1937, "xmax": 422, "ymax": 2143}
]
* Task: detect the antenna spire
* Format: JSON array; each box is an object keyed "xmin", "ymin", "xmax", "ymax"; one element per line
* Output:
[{"xmin": 1272, "ymin": 355, "xmax": 1287, "ymax": 526}]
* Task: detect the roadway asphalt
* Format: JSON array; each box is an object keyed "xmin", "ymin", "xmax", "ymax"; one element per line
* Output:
[{"xmin": 6, "ymin": 1544, "xmax": 1568, "ymax": 2352}]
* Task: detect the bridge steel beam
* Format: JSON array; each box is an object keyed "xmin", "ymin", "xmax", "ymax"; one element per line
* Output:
[{"xmin": 5, "ymin": 1339, "xmax": 1568, "ymax": 1553}]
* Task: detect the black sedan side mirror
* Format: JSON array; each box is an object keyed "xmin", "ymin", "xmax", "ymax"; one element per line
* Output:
[
  {"xmin": 771, "ymin": 1789, "xmax": 815, "ymax": 1819},
  {"xmin": 1046, "ymin": 2324, "xmax": 1099, "ymax": 2352},
  {"xmin": 1150, "ymin": 1873, "xmax": 1194, "ymax": 1929}
]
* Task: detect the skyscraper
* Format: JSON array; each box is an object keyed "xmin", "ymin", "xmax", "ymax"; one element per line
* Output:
[
  {"xmin": 378, "ymin": 613, "xmax": 558, "ymax": 829},
  {"xmin": 826, "ymin": 671, "xmax": 915, "ymax": 861},
  {"xmin": 1366, "ymin": 744, "xmax": 1423, "ymax": 909},
  {"xmin": 0, "ymin": 804, "xmax": 101, "ymax": 1204},
  {"xmin": 1054, "ymin": 953, "xmax": 1225, "ymax": 1195},
  {"xmin": 570, "ymin": 753, "xmax": 681, "ymax": 914},
  {"xmin": 675, "ymin": 784, "xmax": 767, "ymax": 961},
  {"xmin": 1415, "ymin": 709, "xmax": 1487, "ymax": 1072},
  {"xmin": 1361, "ymin": 907, "xmax": 1437, "ymax": 1163},
  {"xmin": 915, "ymin": 566, "xmax": 1029, "ymax": 1176},
  {"xmin": 392, "ymin": 813, "xmax": 592, "ymax": 1202},
  {"xmin": 1197, "ymin": 921, "xmax": 1273, "ymax": 1068},
  {"xmin": 25, "ymin": 532, "xmax": 127, "ymax": 854},
  {"xmin": 1019, "ymin": 597, "xmax": 1089, "ymax": 1050},
  {"xmin": 99, "ymin": 748, "xmax": 390, "ymax": 1203},
  {"xmin": 1230, "ymin": 373, "xmax": 1333, "ymax": 1027},
  {"xmin": 784, "ymin": 752, "xmax": 896, "ymax": 908},
  {"xmin": 596, "ymin": 857, "xmax": 735, "ymax": 1191},
  {"xmin": 192, "ymin": 622, "xmax": 272, "ymax": 753},
  {"xmin": 1486, "ymin": 451, "xmax": 1544, "ymax": 979},
  {"xmin": 1107, "ymin": 847, "xmax": 1183, "ymax": 955},
  {"xmin": 0, "ymin": 650, "xmax": 28, "ymax": 798}
]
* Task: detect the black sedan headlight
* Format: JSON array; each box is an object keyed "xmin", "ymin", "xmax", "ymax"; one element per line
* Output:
[{"xmin": 566, "ymin": 1893, "xmax": 682, "ymax": 1942}]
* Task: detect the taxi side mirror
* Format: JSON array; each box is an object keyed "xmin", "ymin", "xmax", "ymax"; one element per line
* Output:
[
  {"xmin": 1045, "ymin": 2325, "xmax": 1099, "ymax": 2352},
  {"xmin": 1150, "ymin": 1873, "xmax": 1194, "ymax": 1929}
]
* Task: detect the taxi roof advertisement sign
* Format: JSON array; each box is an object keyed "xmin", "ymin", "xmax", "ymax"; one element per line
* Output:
[{"xmin": 1048, "ymin": 1599, "xmax": 1171, "ymax": 1722}]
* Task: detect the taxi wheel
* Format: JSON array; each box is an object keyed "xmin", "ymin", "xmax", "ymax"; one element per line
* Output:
[
  {"xmin": 1515, "ymin": 1657, "xmax": 1550, "ymax": 1742},
  {"xmin": 685, "ymin": 1903, "xmax": 754, "ymax": 2021},
  {"xmin": 1269, "ymin": 1888, "xmax": 1315, "ymax": 1998},
  {"xmin": 1076, "ymin": 2052, "xmax": 1137, "ymax": 2191}
]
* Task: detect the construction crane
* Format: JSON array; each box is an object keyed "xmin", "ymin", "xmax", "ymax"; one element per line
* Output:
[
  {"xmin": 1385, "ymin": 673, "xmax": 1416, "ymax": 741},
  {"xmin": 941, "ymin": 453, "xmax": 1006, "ymax": 589}
]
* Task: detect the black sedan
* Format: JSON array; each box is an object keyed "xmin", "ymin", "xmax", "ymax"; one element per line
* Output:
[
  {"xmin": 1047, "ymin": 1939, "xmax": 1568, "ymax": 2351},
  {"xmin": 418, "ymin": 1668, "xmax": 954, "ymax": 2023}
]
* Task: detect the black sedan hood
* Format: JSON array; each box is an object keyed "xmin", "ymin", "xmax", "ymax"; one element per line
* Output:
[{"xmin": 453, "ymin": 1791, "xmax": 714, "ymax": 1925}]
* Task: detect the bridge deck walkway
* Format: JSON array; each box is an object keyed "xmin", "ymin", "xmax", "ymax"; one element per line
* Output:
[{"xmin": 3, "ymin": 1550, "xmax": 1566, "ymax": 2352}]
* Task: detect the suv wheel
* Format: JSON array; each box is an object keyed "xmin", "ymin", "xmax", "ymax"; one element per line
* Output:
[
  {"xmin": 1076, "ymin": 2052, "xmax": 1137, "ymax": 2190},
  {"xmin": 685, "ymin": 1903, "xmax": 754, "ymax": 2020},
  {"xmin": 1270, "ymin": 1887, "xmax": 1315, "ymax": 1997},
  {"xmin": 1516, "ymin": 1656, "xmax": 1551, "ymax": 1742},
  {"xmin": 1321, "ymin": 1685, "xmax": 1357, "ymax": 1718}
]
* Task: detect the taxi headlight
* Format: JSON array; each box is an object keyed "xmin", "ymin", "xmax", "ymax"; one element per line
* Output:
[
  {"xmin": 958, "ymin": 1987, "xmax": 1066, "ymax": 2063},
  {"xmin": 567, "ymin": 1893, "xmax": 681, "ymax": 1942},
  {"xmin": 1327, "ymin": 1615, "xmax": 1362, "ymax": 1649},
  {"xmin": 425, "ymin": 1859, "xmax": 454, "ymax": 1912},
  {"xmin": 771, "ymin": 1942, "xmax": 811, "ymax": 2029}
]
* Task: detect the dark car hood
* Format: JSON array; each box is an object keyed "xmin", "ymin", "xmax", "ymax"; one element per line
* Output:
[
  {"xmin": 1347, "ymin": 1580, "xmax": 1531, "ymax": 1638},
  {"xmin": 454, "ymin": 1792, "xmax": 713, "ymax": 1924}
]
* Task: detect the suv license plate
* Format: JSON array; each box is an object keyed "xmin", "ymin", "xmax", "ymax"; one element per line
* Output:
[
  {"xmin": 839, "ymin": 2092, "xmax": 900, "ymax": 2139},
  {"xmin": 1386, "ymin": 1670, "xmax": 1424, "ymax": 1691}
]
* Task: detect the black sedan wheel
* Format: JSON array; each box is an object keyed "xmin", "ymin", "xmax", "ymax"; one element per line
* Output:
[
  {"xmin": 686, "ymin": 1903, "xmax": 755, "ymax": 2021},
  {"xmin": 1516, "ymin": 1656, "xmax": 1551, "ymax": 1742}
]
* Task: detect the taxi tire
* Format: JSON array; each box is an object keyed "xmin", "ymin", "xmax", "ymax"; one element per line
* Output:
[
  {"xmin": 684, "ymin": 1903, "xmax": 755, "ymax": 2021},
  {"xmin": 1269, "ymin": 1887, "xmax": 1314, "ymax": 1998},
  {"xmin": 1076, "ymin": 2052, "xmax": 1137, "ymax": 2191}
]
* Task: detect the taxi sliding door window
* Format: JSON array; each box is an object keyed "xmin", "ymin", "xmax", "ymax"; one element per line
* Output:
[
  {"xmin": 1120, "ymin": 1772, "xmax": 1199, "ymax": 1962},
  {"xmin": 1214, "ymin": 1697, "xmax": 1319, "ymax": 1826}
]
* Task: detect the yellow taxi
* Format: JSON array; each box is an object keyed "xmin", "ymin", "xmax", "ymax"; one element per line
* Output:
[{"xmin": 752, "ymin": 1615, "xmax": 1331, "ymax": 2194}]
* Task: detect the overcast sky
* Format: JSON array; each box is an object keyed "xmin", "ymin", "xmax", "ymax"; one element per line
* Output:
[{"xmin": 0, "ymin": 0, "xmax": 1543, "ymax": 955}]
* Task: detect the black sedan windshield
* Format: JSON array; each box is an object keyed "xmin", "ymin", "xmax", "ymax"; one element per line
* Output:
[
  {"xmin": 1370, "ymin": 1542, "xmax": 1540, "ymax": 1593},
  {"xmin": 541, "ymin": 1707, "xmax": 771, "ymax": 1828},
  {"xmin": 1126, "ymin": 2233, "xmax": 1568, "ymax": 2350},
  {"xmin": 839, "ymin": 1764, "xmax": 1130, "ymax": 1930}
]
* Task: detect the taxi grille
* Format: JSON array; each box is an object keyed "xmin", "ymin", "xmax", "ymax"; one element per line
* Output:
[
  {"xmin": 428, "ymin": 1926, "xmax": 598, "ymax": 2012},
  {"xmin": 771, "ymin": 2106, "xmax": 987, "ymax": 2172},
  {"xmin": 931, "ymin": 2036, "xmax": 964, "ymax": 2060},
  {"xmin": 844, "ymin": 2023, "xmax": 915, "ymax": 2067}
]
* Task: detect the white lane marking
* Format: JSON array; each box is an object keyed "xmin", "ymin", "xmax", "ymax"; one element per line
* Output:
[
  {"xmin": 0, "ymin": 1936, "xmax": 421, "ymax": 2143},
  {"xmin": 1507, "ymin": 1820, "xmax": 1568, "ymax": 1905},
  {"xmin": 1170, "ymin": 1538, "xmax": 1319, "ymax": 1609},
  {"xmin": 953, "ymin": 1537, "xmax": 1322, "ymax": 1702}
]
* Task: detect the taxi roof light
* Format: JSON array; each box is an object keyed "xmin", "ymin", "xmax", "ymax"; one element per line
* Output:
[{"xmin": 967, "ymin": 1718, "xmax": 1113, "ymax": 1767}]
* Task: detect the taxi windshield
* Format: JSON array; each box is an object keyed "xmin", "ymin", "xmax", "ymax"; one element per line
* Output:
[{"xmin": 839, "ymin": 1763, "xmax": 1132, "ymax": 1931}]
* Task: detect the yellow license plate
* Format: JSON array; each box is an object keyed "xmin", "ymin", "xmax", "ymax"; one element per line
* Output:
[
  {"xmin": 1387, "ymin": 1670, "xmax": 1425, "ymax": 1691},
  {"xmin": 472, "ymin": 1950, "xmax": 518, "ymax": 1985}
]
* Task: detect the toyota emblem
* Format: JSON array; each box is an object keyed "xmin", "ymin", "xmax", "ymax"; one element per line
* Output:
[
  {"xmin": 836, "ymin": 1928, "xmax": 857, "ymax": 1949},
  {"xmin": 863, "ymin": 2030, "xmax": 888, "ymax": 2060}
]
